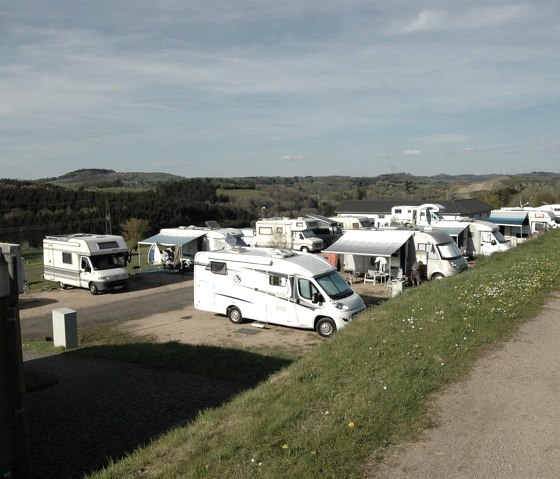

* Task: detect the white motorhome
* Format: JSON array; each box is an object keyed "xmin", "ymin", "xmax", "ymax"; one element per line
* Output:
[
  {"xmin": 488, "ymin": 208, "xmax": 559, "ymax": 245},
  {"xmin": 330, "ymin": 216, "xmax": 373, "ymax": 230},
  {"xmin": 254, "ymin": 217, "xmax": 324, "ymax": 252},
  {"xmin": 194, "ymin": 247, "xmax": 366, "ymax": 337},
  {"xmin": 324, "ymin": 228, "xmax": 468, "ymax": 282},
  {"xmin": 431, "ymin": 220, "xmax": 512, "ymax": 258},
  {"xmin": 390, "ymin": 204, "xmax": 511, "ymax": 258},
  {"xmin": 390, "ymin": 203, "xmax": 444, "ymax": 227},
  {"xmin": 43, "ymin": 234, "xmax": 129, "ymax": 294}
]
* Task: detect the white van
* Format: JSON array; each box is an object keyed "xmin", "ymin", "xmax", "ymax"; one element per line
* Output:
[
  {"xmin": 43, "ymin": 234, "xmax": 129, "ymax": 294},
  {"xmin": 194, "ymin": 247, "xmax": 366, "ymax": 337},
  {"xmin": 413, "ymin": 230, "xmax": 468, "ymax": 280}
]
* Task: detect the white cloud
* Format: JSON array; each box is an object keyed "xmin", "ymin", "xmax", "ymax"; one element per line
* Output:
[
  {"xmin": 402, "ymin": 149, "xmax": 422, "ymax": 156},
  {"xmin": 389, "ymin": 5, "xmax": 532, "ymax": 35}
]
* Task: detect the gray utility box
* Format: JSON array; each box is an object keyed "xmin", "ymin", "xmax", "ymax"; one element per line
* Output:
[{"xmin": 52, "ymin": 308, "xmax": 78, "ymax": 349}]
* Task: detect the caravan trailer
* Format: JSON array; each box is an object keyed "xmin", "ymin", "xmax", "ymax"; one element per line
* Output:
[
  {"xmin": 43, "ymin": 234, "xmax": 129, "ymax": 294},
  {"xmin": 194, "ymin": 247, "xmax": 366, "ymax": 337}
]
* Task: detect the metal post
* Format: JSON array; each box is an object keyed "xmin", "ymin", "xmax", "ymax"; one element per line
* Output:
[{"xmin": 0, "ymin": 246, "xmax": 31, "ymax": 478}]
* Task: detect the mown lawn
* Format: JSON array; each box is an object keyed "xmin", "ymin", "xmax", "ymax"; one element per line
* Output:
[{"xmin": 86, "ymin": 230, "xmax": 560, "ymax": 479}]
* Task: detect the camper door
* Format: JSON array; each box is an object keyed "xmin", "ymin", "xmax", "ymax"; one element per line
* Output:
[
  {"xmin": 293, "ymin": 276, "xmax": 325, "ymax": 329},
  {"xmin": 263, "ymin": 272, "xmax": 296, "ymax": 326},
  {"xmin": 79, "ymin": 256, "xmax": 94, "ymax": 288}
]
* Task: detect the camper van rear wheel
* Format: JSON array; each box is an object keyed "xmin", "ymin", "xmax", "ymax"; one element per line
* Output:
[
  {"xmin": 58, "ymin": 281, "xmax": 67, "ymax": 290},
  {"xmin": 227, "ymin": 306, "xmax": 244, "ymax": 324},
  {"xmin": 89, "ymin": 283, "xmax": 99, "ymax": 295},
  {"xmin": 316, "ymin": 317, "xmax": 336, "ymax": 337}
]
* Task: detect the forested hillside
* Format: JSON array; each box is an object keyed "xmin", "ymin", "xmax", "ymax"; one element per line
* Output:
[{"xmin": 1, "ymin": 172, "xmax": 559, "ymax": 247}]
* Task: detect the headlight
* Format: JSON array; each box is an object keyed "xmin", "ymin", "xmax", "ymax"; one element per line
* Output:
[
  {"xmin": 333, "ymin": 301, "xmax": 349, "ymax": 311},
  {"xmin": 99, "ymin": 275, "xmax": 111, "ymax": 280}
]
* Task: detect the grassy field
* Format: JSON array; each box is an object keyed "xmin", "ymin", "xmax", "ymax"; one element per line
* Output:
[{"xmin": 81, "ymin": 230, "xmax": 560, "ymax": 479}]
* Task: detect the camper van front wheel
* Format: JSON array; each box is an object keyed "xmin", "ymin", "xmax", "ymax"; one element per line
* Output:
[
  {"xmin": 227, "ymin": 306, "xmax": 244, "ymax": 324},
  {"xmin": 89, "ymin": 283, "xmax": 99, "ymax": 295},
  {"xmin": 300, "ymin": 246, "xmax": 310, "ymax": 253},
  {"xmin": 316, "ymin": 318, "xmax": 336, "ymax": 338}
]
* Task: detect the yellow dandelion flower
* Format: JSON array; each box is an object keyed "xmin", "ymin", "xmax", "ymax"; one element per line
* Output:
[
  {"xmin": 282, "ymin": 444, "xmax": 289, "ymax": 450},
  {"xmin": 348, "ymin": 421, "xmax": 355, "ymax": 428}
]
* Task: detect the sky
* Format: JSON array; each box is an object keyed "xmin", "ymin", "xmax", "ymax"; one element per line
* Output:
[{"xmin": 1, "ymin": 1, "xmax": 559, "ymax": 180}]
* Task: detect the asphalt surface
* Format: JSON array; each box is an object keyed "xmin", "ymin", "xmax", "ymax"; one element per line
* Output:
[
  {"xmin": 19, "ymin": 271, "xmax": 191, "ymax": 340},
  {"xmin": 24, "ymin": 351, "xmax": 245, "ymax": 479}
]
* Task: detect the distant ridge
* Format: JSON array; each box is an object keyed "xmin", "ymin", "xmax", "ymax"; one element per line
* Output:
[{"xmin": 37, "ymin": 168, "xmax": 184, "ymax": 189}]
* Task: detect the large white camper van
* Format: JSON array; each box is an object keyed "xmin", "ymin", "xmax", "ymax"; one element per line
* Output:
[
  {"xmin": 43, "ymin": 234, "xmax": 129, "ymax": 294},
  {"xmin": 194, "ymin": 247, "xmax": 366, "ymax": 337}
]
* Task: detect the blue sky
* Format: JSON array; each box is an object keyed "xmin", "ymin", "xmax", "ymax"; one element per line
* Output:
[{"xmin": 2, "ymin": 1, "xmax": 559, "ymax": 179}]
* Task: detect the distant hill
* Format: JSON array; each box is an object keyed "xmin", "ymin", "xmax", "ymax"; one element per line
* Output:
[{"xmin": 37, "ymin": 169, "xmax": 184, "ymax": 189}]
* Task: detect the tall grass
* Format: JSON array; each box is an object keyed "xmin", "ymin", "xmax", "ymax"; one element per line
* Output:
[{"xmin": 89, "ymin": 230, "xmax": 560, "ymax": 478}]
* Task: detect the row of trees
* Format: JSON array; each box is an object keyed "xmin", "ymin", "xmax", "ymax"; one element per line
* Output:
[{"xmin": 2, "ymin": 174, "xmax": 559, "ymax": 248}]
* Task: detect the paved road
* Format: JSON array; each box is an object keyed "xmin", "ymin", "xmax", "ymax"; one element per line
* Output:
[{"xmin": 19, "ymin": 272, "xmax": 192, "ymax": 340}]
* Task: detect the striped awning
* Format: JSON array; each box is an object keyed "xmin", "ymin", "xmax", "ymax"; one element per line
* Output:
[
  {"xmin": 488, "ymin": 211, "xmax": 528, "ymax": 226},
  {"xmin": 324, "ymin": 229, "xmax": 413, "ymax": 256}
]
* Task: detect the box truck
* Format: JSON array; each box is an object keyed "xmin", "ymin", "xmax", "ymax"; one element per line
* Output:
[
  {"xmin": 194, "ymin": 247, "xmax": 366, "ymax": 337},
  {"xmin": 43, "ymin": 234, "xmax": 129, "ymax": 294},
  {"xmin": 254, "ymin": 217, "xmax": 324, "ymax": 252}
]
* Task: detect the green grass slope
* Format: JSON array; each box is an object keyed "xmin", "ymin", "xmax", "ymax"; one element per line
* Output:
[{"xmin": 89, "ymin": 230, "xmax": 560, "ymax": 479}]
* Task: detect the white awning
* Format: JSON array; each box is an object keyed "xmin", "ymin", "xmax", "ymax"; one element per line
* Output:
[
  {"xmin": 324, "ymin": 229, "xmax": 413, "ymax": 256},
  {"xmin": 138, "ymin": 231, "xmax": 206, "ymax": 246}
]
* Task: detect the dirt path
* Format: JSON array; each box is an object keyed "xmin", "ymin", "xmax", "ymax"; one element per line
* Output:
[{"xmin": 369, "ymin": 292, "xmax": 560, "ymax": 478}]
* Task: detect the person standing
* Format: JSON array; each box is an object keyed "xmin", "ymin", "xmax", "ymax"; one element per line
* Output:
[{"xmin": 411, "ymin": 260, "xmax": 423, "ymax": 287}]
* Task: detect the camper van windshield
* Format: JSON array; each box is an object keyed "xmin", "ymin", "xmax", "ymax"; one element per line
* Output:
[
  {"xmin": 301, "ymin": 230, "xmax": 316, "ymax": 238},
  {"xmin": 90, "ymin": 253, "xmax": 125, "ymax": 270},
  {"xmin": 316, "ymin": 271, "xmax": 353, "ymax": 300},
  {"xmin": 494, "ymin": 231, "xmax": 508, "ymax": 244},
  {"xmin": 437, "ymin": 241, "xmax": 463, "ymax": 260}
]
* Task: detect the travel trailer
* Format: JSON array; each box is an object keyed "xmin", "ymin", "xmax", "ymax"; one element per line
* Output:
[
  {"xmin": 488, "ymin": 208, "xmax": 559, "ymax": 245},
  {"xmin": 194, "ymin": 247, "xmax": 366, "ymax": 337},
  {"xmin": 324, "ymin": 228, "xmax": 468, "ymax": 282},
  {"xmin": 43, "ymin": 234, "xmax": 129, "ymax": 294},
  {"xmin": 254, "ymin": 218, "xmax": 324, "ymax": 252},
  {"xmin": 138, "ymin": 225, "xmax": 247, "ymax": 271}
]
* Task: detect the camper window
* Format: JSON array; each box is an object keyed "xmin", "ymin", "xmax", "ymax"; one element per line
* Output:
[
  {"xmin": 269, "ymin": 274, "xmax": 287, "ymax": 287},
  {"xmin": 297, "ymin": 278, "xmax": 319, "ymax": 301},
  {"xmin": 259, "ymin": 227, "xmax": 273, "ymax": 235},
  {"xmin": 62, "ymin": 252, "xmax": 73, "ymax": 265},
  {"xmin": 276, "ymin": 227, "xmax": 283, "ymax": 233},
  {"xmin": 207, "ymin": 261, "xmax": 227, "ymax": 275}
]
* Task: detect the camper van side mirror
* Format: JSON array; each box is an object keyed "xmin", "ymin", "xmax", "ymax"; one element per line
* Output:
[{"xmin": 312, "ymin": 292, "xmax": 324, "ymax": 304}]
